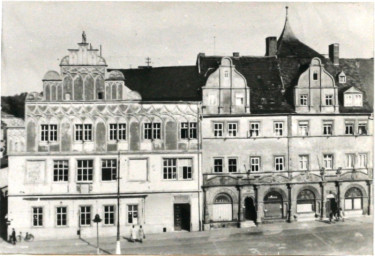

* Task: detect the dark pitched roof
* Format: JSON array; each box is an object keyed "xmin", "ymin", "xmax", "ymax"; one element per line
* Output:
[
  {"xmin": 109, "ymin": 66, "xmax": 202, "ymax": 101},
  {"xmin": 197, "ymin": 55, "xmax": 294, "ymax": 114}
]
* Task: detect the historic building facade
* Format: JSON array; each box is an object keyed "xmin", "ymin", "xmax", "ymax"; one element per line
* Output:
[{"xmin": 6, "ymin": 9, "xmax": 373, "ymax": 239}]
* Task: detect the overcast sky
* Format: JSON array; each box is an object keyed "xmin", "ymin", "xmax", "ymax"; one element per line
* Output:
[{"xmin": 1, "ymin": 2, "xmax": 373, "ymax": 96}]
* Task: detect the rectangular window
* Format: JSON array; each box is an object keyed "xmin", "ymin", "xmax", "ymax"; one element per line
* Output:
[
  {"xmin": 84, "ymin": 124, "xmax": 92, "ymax": 141},
  {"xmin": 163, "ymin": 158, "xmax": 177, "ymax": 180},
  {"xmin": 32, "ymin": 207, "xmax": 43, "ymax": 227},
  {"xmin": 180, "ymin": 159, "xmax": 193, "ymax": 180},
  {"xmin": 323, "ymin": 154, "xmax": 333, "ymax": 169},
  {"xmin": 274, "ymin": 156, "xmax": 284, "ymax": 171},
  {"xmin": 56, "ymin": 207, "xmax": 67, "ymax": 227},
  {"xmin": 299, "ymin": 121, "xmax": 309, "ymax": 136},
  {"xmin": 109, "ymin": 124, "xmax": 117, "ymax": 140},
  {"xmin": 345, "ymin": 121, "xmax": 354, "ymax": 135},
  {"xmin": 228, "ymin": 158, "xmax": 237, "ymax": 173},
  {"xmin": 214, "ymin": 123, "xmax": 223, "ymax": 137},
  {"xmin": 299, "ymin": 155, "xmax": 309, "ymax": 170},
  {"xmin": 118, "ymin": 124, "xmax": 126, "ymax": 140},
  {"xmin": 53, "ymin": 160, "xmax": 69, "ymax": 182},
  {"xmin": 235, "ymin": 94, "xmax": 244, "ymax": 106},
  {"xmin": 323, "ymin": 121, "xmax": 333, "ymax": 135},
  {"xmin": 249, "ymin": 122, "xmax": 260, "ymax": 137},
  {"xmin": 75, "ymin": 124, "xmax": 92, "ymax": 141},
  {"xmin": 313, "ymin": 72, "xmax": 318, "ymax": 80},
  {"xmin": 77, "ymin": 160, "xmax": 93, "ymax": 182},
  {"xmin": 181, "ymin": 122, "xmax": 197, "ymax": 139},
  {"xmin": 214, "ymin": 158, "xmax": 223, "ymax": 173},
  {"xmin": 102, "ymin": 159, "xmax": 117, "ymax": 181},
  {"xmin": 250, "ymin": 157, "xmax": 260, "ymax": 172},
  {"xmin": 325, "ymin": 95, "xmax": 333, "ymax": 106},
  {"xmin": 128, "ymin": 205, "xmax": 138, "ymax": 224},
  {"xmin": 358, "ymin": 122, "xmax": 367, "ymax": 135},
  {"xmin": 228, "ymin": 123, "xmax": 237, "ymax": 137},
  {"xmin": 143, "ymin": 123, "xmax": 161, "ymax": 140},
  {"xmin": 41, "ymin": 124, "xmax": 57, "ymax": 142},
  {"xmin": 274, "ymin": 122, "xmax": 283, "ymax": 136},
  {"xmin": 300, "ymin": 95, "xmax": 308, "ymax": 106},
  {"xmin": 75, "ymin": 124, "xmax": 83, "ymax": 141},
  {"xmin": 80, "ymin": 206, "xmax": 91, "ymax": 226},
  {"xmin": 346, "ymin": 154, "xmax": 355, "ymax": 168},
  {"xmin": 354, "ymin": 94, "xmax": 363, "ymax": 106},
  {"xmin": 104, "ymin": 205, "xmax": 115, "ymax": 225},
  {"xmin": 359, "ymin": 153, "xmax": 367, "ymax": 168}
]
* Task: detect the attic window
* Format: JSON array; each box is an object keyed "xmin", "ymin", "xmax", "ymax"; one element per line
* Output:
[
  {"xmin": 224, "ymin": 71, "xmax": 229, "ymax": 78},
  {"xmin": 339, "ymin": 74, "xmax": 346, "ymax": 84},
  {"xmin": 313, "ymin": 71, "xmax": 318, "ymax": 81}
]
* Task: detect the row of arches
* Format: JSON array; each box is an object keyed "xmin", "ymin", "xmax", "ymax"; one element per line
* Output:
[
  {"xmin": 44, "ymin": 76, "xmax": 124, "ymax": 101},
  {"xmin": 211, "ymin": 186, "xmax": 366, "ymax": 222}
]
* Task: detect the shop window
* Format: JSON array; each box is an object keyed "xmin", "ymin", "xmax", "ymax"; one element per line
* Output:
[
  {"xmin": 213, "ymin": 194, "xmax": 233, "ymax": 221},
  {"xmin": 345, "ymin": 187, "xmax": 363, "ymax": 210},
  {"xmin": 297, "ymin": 190, "xmax": 315, "ymax": 213}
]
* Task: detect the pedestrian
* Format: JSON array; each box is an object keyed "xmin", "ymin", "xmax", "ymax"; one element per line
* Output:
[
  {"xmin": 129, "ymin": 225, "xmax": 137, "ymax": 242},
  {"xmin": 138, "ymin": 225, "xmax": 145, "ymax": 243},
  {"xmin": 329, "ymin": 211, "xmax": 333, "ymax": 223},
  {"xmin": 11, "ymin": 228, "xmax": 16, "ymax": 245},
  {"xmin": 338, "ymin": 207, "xmax": 345, "ymax": 222}
]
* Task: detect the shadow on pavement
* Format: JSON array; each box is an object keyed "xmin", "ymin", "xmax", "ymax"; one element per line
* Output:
[{"xmin": 79, "ymin": 238, "xmax": 111, "ymax": 255}]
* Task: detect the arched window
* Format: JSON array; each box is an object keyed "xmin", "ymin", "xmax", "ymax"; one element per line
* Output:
[
  {"xmin": 297, "ymin": 189, "xmax": 315, "ymax": 213},
  {"xmin": 212, "ymin": 193, "xmax": 232, "ymax": 221},
  {"xmin": 264, "ymin": 191, "xmax": 284, "ymax": 219},
  {"xmin": 345, "ymin": 187, "xmax": 363, "ymax": 210}
]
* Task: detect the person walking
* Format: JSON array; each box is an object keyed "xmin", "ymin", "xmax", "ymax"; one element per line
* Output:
[
  {"xmin": 338, "ymin": 207, "xmax": 345, "ymax": 222},
  {"xmin": 138, "ymin": 225, "xmax": 145, "ymax": 243},
  {"xmin": 129, "ymin": 225, "xmax": 137, "ymax": 243},
  {"xmin": 329, "ymin": 211, "xmax": 334, "ymax": 223},
  {"xmin": 11, "ymin": 228, "xmax": 16, "ymax": 245}
]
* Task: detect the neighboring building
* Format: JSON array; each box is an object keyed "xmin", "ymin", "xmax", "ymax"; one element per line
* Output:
[{"xmin": 7, "ymin": 8, "xmax": 373, "ymax": 239}]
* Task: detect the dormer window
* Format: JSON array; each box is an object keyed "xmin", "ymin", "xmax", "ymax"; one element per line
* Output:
[
  {"xmin": 344, "ymin": 87, "xmax": 363, "ymax": 107},
  {"xmin": 338, "ymin": 71, "xmax": 346, "ymax": 84},
  {"xmin": 313, "ymin": 71, "xmax": 318, "ymax": 80}
]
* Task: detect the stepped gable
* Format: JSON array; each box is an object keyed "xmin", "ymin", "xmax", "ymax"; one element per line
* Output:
[
  {"xmin": 198, "ymin": 55, "xmax": 294, "ymax": 114},
  {"xmin": 110, "ymin": 66, "xmax": 203, "ymax": 102}
]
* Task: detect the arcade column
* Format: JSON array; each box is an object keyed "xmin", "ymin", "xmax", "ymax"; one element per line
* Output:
[
  {"xmin": 254, "ymin": 185, "xmax": 263, "ymax": 224},
  {"xmin": 287, "ymin": 183, "xmax": 294, "ymax": 222},
  {"xmin": 320, "ymin": 182, "xmax": 326, "ymax": 220},
  {"xmin": 367, "ymin": 180, "xmax": 372, "ymax": 216}
]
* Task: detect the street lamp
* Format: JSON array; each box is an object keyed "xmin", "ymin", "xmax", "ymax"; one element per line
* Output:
[
  {"xmin": 93, "ymin": 214, "xmax": 102, "ymax": 255},
  {"xmin": 116, "ymin": 149, "xmax": 121, "ymax": 255}
]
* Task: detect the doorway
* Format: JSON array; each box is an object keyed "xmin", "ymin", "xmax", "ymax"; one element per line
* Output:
[
  {"xmin": 325, "ymin": 195, "xmax": 337, "ymax": 218},
  {"xmin": 174, "ymin": 204, "xmax": 190, "ymax": 231},
  {"xmin": 244, "ymin": 197, "xmax": 257, "ymax": 222}
]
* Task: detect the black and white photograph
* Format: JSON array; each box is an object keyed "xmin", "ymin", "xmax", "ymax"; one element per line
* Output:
[{"xmin": 0, "ymin": 1, "xmax": 373, "ymax": 255}]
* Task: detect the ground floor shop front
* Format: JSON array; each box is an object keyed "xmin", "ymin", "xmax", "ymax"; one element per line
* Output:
[
  {"xmin": 202, "ymin": 174, "xmax": 372, "ymax": 230},
  {"xmin": 7, "ymin": 192, "xmax": 200, "ymax": 240}
]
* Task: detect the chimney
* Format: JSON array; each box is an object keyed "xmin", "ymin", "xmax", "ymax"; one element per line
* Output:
[
  {"xmin": 329, "ymin": 43, "xmax": 339, "ymax": 65},
  {"xmin": 266, "ymin": 37, "xmax": 277, "ymax": 56},
  {"xmin": 233, "ymin": 52, "xmax": 240, "ymax": 58}
]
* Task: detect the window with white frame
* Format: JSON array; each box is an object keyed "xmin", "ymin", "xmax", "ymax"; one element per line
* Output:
[
  {"xmin": 80, "ymin": 206, "xmax": 91, "ymax": 226},
  {"xmin": 163, "ymin": 158, "xmax": 177, "ymax": 180},
  {"xmin": 75, "ymin": 124, "xmax": 92, "ymax": 141},
  {"xmin": 300, "ymin": 95, "xmax": 308, "ymax": 106},
  {"xmin": 189, "ymin": 122, "xmax": 197, "ymax": 139},
  {"xmin": 249, "ymin": 122, "xmax": 260, "ymax": 137},
  {"xmin": 346, "ymin": 154, "xmax": 355, "ymax": 168},
  {"xmin": 323, "ymin": 121, "xmax": 333, "ymax": 135},
  {"xmin": 53, "ymin": 160, "xmax": 68, "ymax": 182},
  {"xmin": 354, "ymin": 94, "xmax": 362, "ymax": 106},
  {"xmin": 56, "ymin": 207, "xmax": 67, "ymax": 227},
  {"xmin": 323, "ymin": 154, "xmax": 333, "ymax": 169},
  {"xmin": 214, "ymin": 123, "xmax": 223, "ymax": 137},
  {"xmin": 325, "ymin": 95, "xmax": 333, "ymax": 106},
  {"xmin": 40, "ymin": 124, "xmax": 57, "ymax": 142},
  {"xmin": 358, "ymin": 153, "xmax": 367, "ymax": 168},
  {"xmin": 228, "ymin": 123, "xmax": 237, "ymax": 137},
  {"xmin": 214, "ymin": 158, "xmax": 223, "ymax": 173},
  {"xmin": 339, "ymin": 74, "xmax": 346, "ymax": 84},
  {"xmin": 32, "ymin": 207, "xmax": 43, "ymax": 227},
  {"xmin": 104, "ymin": 205, "xmax": 115, "ymax": 225},
  {"xmin": 274, "ymin": 122, "xmax": 283, "ymax": 136},
  {"xmin": 181, "ymin": 122, "xmax": 197, "ymax": 139},
  {"xmin": 345, "ymin": 93, "xmax": 363, "ymax": 107},
  {"xmin": 128, "ymin": 205, "xmax": 138, "ymax": 224},
  {"xmin": 358, "ymin": 122, "xmax": 367, "ymax": 135},
  {"xmin": 298, "ymin": 121, "xmax": 309, "ymax": 136},
  {"xmin": 109, "ymin": 123, "xmax": 126, "ymax": 141},
  {"xmin": 250, "ymin": 157, "xmax": 260, "ymax": 172},
  {"xmin": 102, "ymin": 159, "xmax": 117, "ymax": 181},
  {"xmin": 228, "ymin": 158, "xmax": 237, "ymax": 173},
  {"xmin": 235, "ymin": 93, "xmax": 244, "ymax": 106},
  {"xmin": 345, "ymin": 121, "xmax": 354, "ymax": 135},
  {"xmin": 77, "ymin": 160, "xmax": 93, "ymax": 182},
  {"xmin": 274, "ymin": 156, "xmax": 285, "ymax": 171},
  {"xmin": 143, "ymin": 123, "xmax": 161, "ymax": 140},
  {"xmin": 299, "ymin": 155, "xmax": 309, "ymax": 170}
]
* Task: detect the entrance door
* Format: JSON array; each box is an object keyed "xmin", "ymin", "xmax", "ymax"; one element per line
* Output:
[
  {"xmin": 264, "ymin": 191, "xmax": 283, "ymax": 219},
  {"xmin": 174, "ymin": 204, "xmax": 190, "ymax": 231},
  {"xmin": 244, "ymin": 197, "xmax": 257, "ymax": 222}
]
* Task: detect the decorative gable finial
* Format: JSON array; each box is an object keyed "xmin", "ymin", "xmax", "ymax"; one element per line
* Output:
[
  {"xmin": 82, "ymin": 31, "xmax": 87, "ymax": 43},
  {"xmin": 285, "ymin": 6, "xmax": 289, "ymax": 20}
]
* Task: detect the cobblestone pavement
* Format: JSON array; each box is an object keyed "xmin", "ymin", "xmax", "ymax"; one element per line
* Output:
[{"xmin": 0, "ymin": 216, "xmax": 372, "ymax": 255}]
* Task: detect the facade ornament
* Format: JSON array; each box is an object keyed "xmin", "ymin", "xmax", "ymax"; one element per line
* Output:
[
  {"xmin": 320, "ymin": 167, "xmax": 325, "ymax": 181},
  {"xmin": 82, "ymin": 31, "xmax": 87, "ymax": 43},
  {"xmin": 336, "ymin": 167, "xmax": 342, "ymax": 175}
]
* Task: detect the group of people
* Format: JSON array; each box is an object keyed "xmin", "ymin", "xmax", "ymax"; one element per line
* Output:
[
  {"xmin": 129, "ymin": 225, "xmax": 146, "ymax": 243},
  {"xmin": 329, "ymin": 207, "xmax": 345, "ymax": 223}
]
